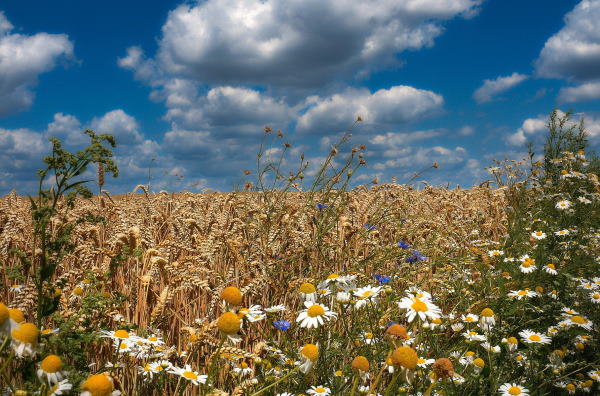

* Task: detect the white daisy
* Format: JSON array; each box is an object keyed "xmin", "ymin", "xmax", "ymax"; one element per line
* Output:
[
  {"xmin": 508, "ymin": 290, "xmax": 538, "ymax": 300},
  {"xmin": 488, "ymin": 250, "xmax": 504, "ymax": 257},
  {"xmin": 168, "ymin": 365, "xmax": 207, "ymax": 385},
  {"xmin": 353, "ymin": 286, "xmax": 382, "ymax": 309},
  {"xmin": 555, "ymin": 200, "xmax": 572, "ymax": 210},
  {"xmin": 296, "ymin": 302, "xmax": 337, "ymax": 328},
  {"xmin": 554, "ymin": 229, "xmax": 570, "ymax": 236},
  {"xmin": 543, "ymin": 264, "xmax": 558, "ymax": 275},
  {"xmin": 48, "ymin": 379, "xmax": 72, "ymax": 396},
  {"xmin": 307, "ymin": 385, "xmax": 331, "ymax": 396},
  {"xmin": 265, "ymin": 305, "xmax": 287, "ymax": 313},
  {"xmin": 498, "ymin": 383, "xmax": 529, "ymax": 396},
  {"xmin": 397, "ymin": 296, "xmax": 441, "ymax": 323},
  {"xmin": 519, "ymin": 329, "xmax": 551, "ymax": 345},
  {"xmin": 531, "ymin": 231, "xmax": 546, "ymax": 240}
]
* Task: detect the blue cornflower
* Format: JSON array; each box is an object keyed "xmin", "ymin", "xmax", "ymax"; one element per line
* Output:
[
  {"xmin": 397, "ymin": 241, "xmax": 410, "ymax": 249},
  {"xmin": 316, "ymin": 203, "xmax": 328, "ymax": 210},
  {"xmin": 364, "ymin": 223, "xmax": 377, "ymax": 231},
  {"xmin": 374, "ymin": 274, "xmax": 391, "ymax": 285},
  {"xmin": 406, "ymin": 249, "xmax": 427, "ymax": 263},
  {"xmin": 273, "ymin": 320, "xmax": 291, "ymax": 331}
]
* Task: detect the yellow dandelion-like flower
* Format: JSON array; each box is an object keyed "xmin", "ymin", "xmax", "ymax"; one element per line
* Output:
[
  {"xmin": 80, "ymin": 373, "xmax": 119, "ymax": 396},
  {"xmin": 11, "ymin": 322, "xmax": 39, "ymax": 357},
  {"xmin": 217, "ymin": 312, "xmax": 241, "ymax": 335},
  {"xmin": 391, "ymin": 346, "xmax": 418, "ymax": 370},
  {"xmin": 37, "ymin": 355, "xmax": 67, "ymax": 385},
  {"xmin": 221, "ymin": 286, "xmax": 243, "ymax": 306},
  {"xmin": 351, "ymin": 356, "xmax": 369, "ymax": 372}
]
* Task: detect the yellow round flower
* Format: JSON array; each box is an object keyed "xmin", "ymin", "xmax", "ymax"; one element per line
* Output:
[
  {"xmin": 9, "ymin": 308, "xmax": 25, "ymax": 324},
  {"xmin": 351, "ymin": 356, "xmax": 369, "ymax": 372},
  {"xmin": 0, "ymin": 303, "xmax": 8, "ymax": 325},
  {"xmin": 473, "ymin": 358, "xmax": 485, "ymax": 368},
  {"xmin": 217, "ymin": 312, "xmax": 241, "ymax": 334},
  {"xmin": 480, "ymin": 308, "xmax": 494, "ymax": 317},
  {"xmin": 12, "ymin": 323, "xmax": 39, "ymax": 346},
  {"xmin": 40, "ymin": 355, "xmax": 63, "ymax": 373},
  {"xmin": 298, "ymin": 283, "xmax": 316, "ymax": 294},
  {"xmin": 300, "ymin": 344, "xmax": 319, "ymax": 361},
  {"xmin": 81, "ymin": 373, "xmax": 114, "ymax": 396},
  {"xmin": 386, "ymin": 324, "xmax": 409, "ymax": 340},
  {"xmin": 392, "ymin": 346, "xmax": 418, "ymax": 370},
  {"xmin": 221, "ymin": 286, "xmax": 243, "ymax": 306}
]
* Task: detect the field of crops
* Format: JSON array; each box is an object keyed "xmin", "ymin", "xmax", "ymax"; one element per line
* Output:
[{"xmin": 1, "ymin": 146, "xmax": 599, "ymax": 395}]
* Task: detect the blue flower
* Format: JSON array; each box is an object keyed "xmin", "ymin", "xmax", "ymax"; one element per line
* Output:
[
  {"xmin": 316, "ymin": 203, "xmax": 328, "ymax": 210},
  {"xmin": 406, "ymin": 249, "xmax": 427, "ymax": 263},
  {"xmin": 364, "ymin": 223, "xmax": 377, "ymax": 231},
  {"xmin": 273, "ymin": 320, "xmax": 291, "ymax": 331},
  {"xmin": 374, "ymin": 274, "xmax": 391, "ymax": 285},
  {"xmin": 397, "ymin": 241, "xmax": 410, "ymax": 249},
  {"xmin": 386, "ymin": 321, "xmax": 398, "ymax": 328}
]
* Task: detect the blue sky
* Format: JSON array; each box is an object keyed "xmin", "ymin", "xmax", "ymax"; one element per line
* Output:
[{"xmin": 1, "ymin": 0, "xmax": 600, "ymax": 194}]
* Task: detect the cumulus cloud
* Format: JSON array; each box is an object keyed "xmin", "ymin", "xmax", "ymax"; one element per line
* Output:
[
  {"xmin": 507, "ymin": 110, "xmax": 600, "ymax": 146},
  {"xmin": 0, "ymin": 12, "xmax": 74, "ymax": 116},
  {"xmin": 535, "ymin": 0, "xmax": 600, "ymax": 82},
  {"xmin": 163, "ymin": 85, "xmax": 295, "ymax": 135},
  {"xmin": 296, "ymin": 86, "xmax": 444, "ymax": 135},
  {"xmin": 90, "ymin": 109, "xmax": 143, "ymax": 146},
  {"xmin": 122, "ymin": 0, "xmax": 481, "ymax": 89},
  {"xmin": 558, "ymin": 81, "xmax": 600, "ymax": 103},
  {"xmin": 473, "ymin": 72, "xmax": 528, "ymax": 104}
]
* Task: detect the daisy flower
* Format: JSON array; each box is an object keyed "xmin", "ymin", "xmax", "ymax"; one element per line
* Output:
[
  {"xmin": 318, "ymin": 274, "xmax": 355, "ymax": 290},
  {"xmin": 488, "ymin": 250, "xmax": 504, "ymax": 257},
  {"xmin": 11, "ymin": 322, "xmax": 39, "ymax": 357},
  {"xmin": 298, "ymin": 344, "xmax": 319, "ymax": 373},
  {"xmin": 554, "ymin": 229, "xmax": 570, "ymax": 236},
  {"xmin": 353, "ymin": 286, "xmax": 382, "ymax": 309},
  {"xmin": 9, "ymin": 284, "xmax": 23, "ymax": 293},
  {"xmin": 37, "ymin": 355, "xmax": 67, "ymax": 385},
  {"xmin": 265, "ymin": 304, "xmax": 286, "ymax": 313},
  {"xmin": 101, "ymin": 329, "xmax": 135, "ymax": 341},
  {"xmin": 307, "ymin": 385, "xmax": 331, "ymax": 395},
  {"xmin": 543, "ymin": 264, "xmax": 557, "ymax": 275},
  {"xmin": 168, "ymin": 365, "xmax": 207, "ymax": 385},
  {"xmin": 237, "ymin": 305, "xmax": 263, "ymax": 319},
  {"xmin": 531, "ymin": 231, "xmax": 546, "ymax": 240},
  {"xmin": 519, "ymin": 330, "xmax": 551, "ymax": 345},
  {"xmin": 48, "ymin": 379, "xmax": 72, "ymax": 396},
  {"xmin": 498, "ymin": 383, "xmax": 529, "ymax": 396},
  {"xmin": 462, "ymin": 330, "xmax": 486, "ymax": 342},
  {"xmin": 397, "ymin": 296, "xmax": 441, "ymax": 323},
  {"xmin": 232, "ymin": 362, "xmax": 253, "ymax": 377},
  {"xmin": 479, "ymin": 308, "xmax": 495, "ymax": 331},
  {"xmin": 461, "ymin": 313, "xmax": 479, "ymax": 324},
  {"xmin": 296, "ymin": 302, "xmax": 337, "ymax": 328},
  {"xmin": 519, "ymin": 257, "xmax": 537, "ymax": 273},
  {"xmin": 361, "ymin": 332, "xmax": 377, "ymax": 345},
  {"xmin": 559, "ymin": 315, "xmax": 593, "ymax": 331},
  {"xmin": 80, "ymin": 374, "xmax": 121, "ymax": 396},
  {"xmin": 589, "ymin": 292, "xmax": 600, "ymax": 303},
  {"xmin": 298, "ymin": 283, "xmax": 317, "ymax": 302},
  {"xmin": 508, "ymin": 289, "xmax": 538, "ymax": 300},
  {"xmin": 556, "ymin": 200, "xmax": 572, "ymax": 210}
]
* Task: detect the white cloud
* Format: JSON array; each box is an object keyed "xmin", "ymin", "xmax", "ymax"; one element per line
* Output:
[
  {"xmin": 535, "ymin": 0, "xmax": 600, "ymax": 82},
  {"xmin": 163, "ymin": 85, "xmax": 295, "ymax": 135},
  {"xmin": 124, "ymin": 0, "xmax": 481, "ymax": 88},
  {"xmin": 458, "ymin": 125, "xmax": 475, "ymax": 136},
  {"xmin": 90, "ymin": 109, "xmax": 143, "ymax": 146},
  {"xmin": 558, "ymin": 81, "xmax": 600, "ymax": 103},
  {"xmin": 473, "ymin": 72, "xmax": 528, "ymax": 104},
  {"xmin": 507, "ymin": 110, "xmax": 600, "ymax": 146},
  {"xmin": 296, "ymin": 86, "xmax": 444, "ymax": 135},
  {"xmin": 0, "ymin": 13, "xmax": 74, "ymax": 116}
]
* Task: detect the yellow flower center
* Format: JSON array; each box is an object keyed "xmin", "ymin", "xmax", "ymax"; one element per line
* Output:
[
  {"xmin": 508, "ymin": 386, "xmax": 522, "ymax": 395},
  {"xmin": 0, "ymin": 303, "xmax": 8, "ymax": 325},
  {"xmin": 221, "ymin": 286, "xmax": 243, "ymax": 306},
  {"xmin": 183, "ymin": 371, "xmax": 198, "ymax": 380},
  {"xmin": 411, "ymin": 298, "xmax": 428, "ymax": 312},
  {"xmin": 571, "ymin": 315, "xmax": 587, "ymax": 324},
  {"xmin": 481, "ymin": 308, "xmax": 494, "ymax": 317},
  {"xmin": 148, "ymin": 336, "xmax": 158, "ymax": 342},
  {"xmin": 307, "ymin": 305, "xmax": 325, "ymax": 317},
  {"xmin": 119, "ymin": 342, "xmax": 129, "ymax": 350},
  {"xmin": 12, "ymin": 323, "xmax": 39, "ymax": 345},
  {"xmin": 566, "ymin": 384, "xmax": 575, "ymax": 391},
  {"xmin": 113, "ymin": 329, "xmax": 129, "ymax": 339},
  {"xmin": 592, "ymin": 293, "xmax": 600, "ymax": 299},
  {"xmin": 299, "ymin": 283, "xmax": 316, "ymax": 294},
  {"xmin": 315, "ymin": 387, "xmax": 326, "ymax": 393},
  {"xmin": 40, "ymin": 355, "xmax": 63, "ymax": 373},
  {"xmin": 364, "ymin": 332, "xmax": 373, "ymax": 339},
  {"xmin": 327, "ymin": 274, "xmax": 339, "ymax": 279},
  {"xmin": 301, "ymin": 344, "xmax": 319, "ymax": 361},
  {"xmin": 73, "ymin": 287, "xmax": 84, "ymax": 296},
  {"xmin": 529, "ymin": 334, "xmax": 541, "ymax": 342},
  {"xmin": 432, "ymin": 318, "xmax": 442, "ymax": 324},
  {"xmin": 361, "ymin": 291, "xmax": 374, "ymax": 298},
  {"xmin": 473, "ymin": 358, "xmax": 484, "ymax": 368},
  {"xmin": 391, "ymin": 346, "xmax": 418, "ymax": 370},
  {"xmin": 82, "ymin": 374, "xmax": 114, "ymax": 396},
  {"xmin": 547, "ymin": 264, "xmax": 555, "ymax": 269},
  {"xmin": 217, "ymin": 312, "xmax": 241, "ymax": 334},
  {"xmin": 9, "ymin": 308, "xmax": 25, "ymax": 324},
  {"xmin": 517, "ymin": 290, "xmax": 528, "ymax": 296},
  {"xmin": 351, "ymin": 356, "xmax": 369, "ymax": 371},
  {"xmin": 507, "ymin": 337, "xmax": 518, "ymax": 344},
  {"xmin": 465, "ymin": 316, "xmax": 475, "ymax": 322},
  {"xmin": 240, "ymin": 362, "xmax": 249, "ymax": 369}
]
